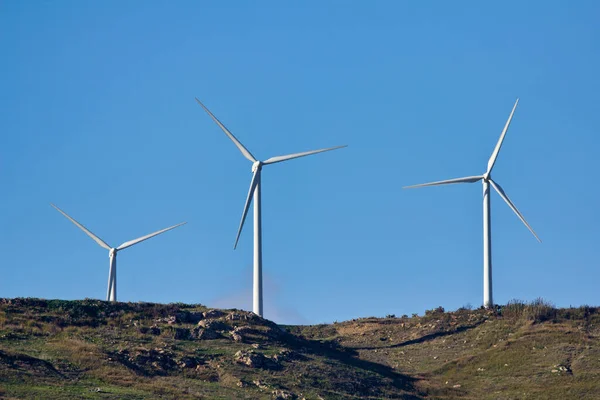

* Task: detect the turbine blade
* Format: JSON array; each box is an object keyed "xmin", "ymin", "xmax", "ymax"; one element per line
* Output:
[
  {"xmin": 195, "ymin": 98, "xmax": 257, "ymax": 162},
  {"xmin": 262, "ymin": 145, "xmax": 347, "ymax": 165},
  {"xmin": 117, "ymin": 222, "xmax": 187, "ymax": 250},
  {"xmin": 487, "ymin": 98, "xmax": 519, "ymax": 174},
  {"xmin": 51, "ymin": 204, "xmax": 111, "ymax": 250},
  {"xmin": 489, "ymin": 179, "xmax": 541, "ymax": 242},
  {"xmin": 403, "ymin": 175, "xmax": 483, "ymax": 189},
  {"xmin": 234, "ymin": 169, "xmax": 260, "ymax": 249}
]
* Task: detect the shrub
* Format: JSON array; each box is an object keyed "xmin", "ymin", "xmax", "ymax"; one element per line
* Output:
[
  {"xmin": 524, "ymin": 298, "xmax": 556, "ymax": 323},
  {"xmin": 502, "ymin": 298, "xmax": 556, "ymax": 323},
  {"xmin": 425, "ymin": 306, "xmax": 445, "ymax": 316},
  {"xmin": 502, "ymin": 299, "xmax": 527, "ymax": 320},
  {"xmin": 558, "ymin": 305, "xmax": 596, "ymax": 321}
]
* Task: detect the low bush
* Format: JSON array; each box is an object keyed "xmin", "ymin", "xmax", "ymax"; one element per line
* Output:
[{"xmin": 501, "ymin": 298, "xmax": 556, "ymax": 323}]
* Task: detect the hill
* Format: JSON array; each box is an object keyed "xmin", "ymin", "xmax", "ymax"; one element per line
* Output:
[{"xmin": 0, "ymin": 298, "xmax": 598, "ymax": 399}]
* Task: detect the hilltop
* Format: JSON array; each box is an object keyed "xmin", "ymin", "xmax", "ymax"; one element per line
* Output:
[{"xmin": 0, "ymin": 298, "xmax": 598, "ymax": 399}]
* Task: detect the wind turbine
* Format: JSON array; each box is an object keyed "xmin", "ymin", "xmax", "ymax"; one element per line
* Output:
[
  {"xmin": 51, "ymin": 204, "xmax": 186, "ymax": 302},
  {"xmin": 196, "ymin": 98, "xmax": 346, "ymax": 317},
  {"xmin": 404, "ymin": 99, "xmax": 540, "ymax": 308}
]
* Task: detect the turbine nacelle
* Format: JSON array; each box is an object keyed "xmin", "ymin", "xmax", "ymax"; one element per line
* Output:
[
  {"xmin": 109, "ymin": 248, "xmax": 117, "ymax": 257},
  {"xmin": 252, "ymin": 161, "xmax": 263, "ymax": 173}
]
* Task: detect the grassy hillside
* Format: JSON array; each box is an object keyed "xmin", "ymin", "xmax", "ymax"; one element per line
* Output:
[{"xmin": 0, "ymin": 298, "xmax": 598, "ymax": 399}]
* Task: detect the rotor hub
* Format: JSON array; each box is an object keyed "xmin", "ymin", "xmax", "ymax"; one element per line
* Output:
[{"xmin": 251, "ymin": 161, "xmax": 263, "ymax": 173}]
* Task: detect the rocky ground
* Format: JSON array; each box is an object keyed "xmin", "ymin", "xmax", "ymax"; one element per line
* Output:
[{"xmin": 0, "ymin": 298, "xmax": 598, "ymax": 399}]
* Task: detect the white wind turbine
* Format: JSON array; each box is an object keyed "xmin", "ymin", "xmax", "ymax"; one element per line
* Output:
[
  {"xmin": 404, "ymin": 99, "xmax": 541, "ymax": 308},
  {"xmin": 196, "ymin": 98, "xmax": 346, "ymax": 317},
  {"xmin": 51, "ymin": 204, "xmax": 186, "ymax": 302}
]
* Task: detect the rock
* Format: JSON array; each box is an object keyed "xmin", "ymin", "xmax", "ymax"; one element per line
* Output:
[
  {"xmin": 229, "ymin": 326, "xmax": 250, "ymax": 342},
  {"xmin": 236, "ymin": 379, "xmax": 247, "ymax": 388},
  {"xmin": 173, "ymin": 327, "xmax": 191, "ymax": 340},
  {"xmin": 235, "ymin": 350, "xmax": 263, "ymax": 368},
  {"xmin": 118, "ymin": 347, "xmax": 178, "ymax": 372},
  {"xmin": 203, "ymin": 309, "xmax": 226, "ymax": 319},
  {"xmin": 552, "ymin": 364, "xmax": 572, "ymax": 374},
  {"xmin": 272, "ymin": 389, "xmax": 298, "ymax": 399},
  {"xmin": 251, "ymin": 343, "xmax": 261, "ymax": 349},
  {"xmin": 453, "ymin": 384, "xmax": 461, "ymax": 388},
  {"xmin": 177, "ymin": 356, "xmax": 200, "ymax": 369},
  {"xmin": 273, "ymin": 349, "xmax": 303, "ymax": 362},
  {"xmin": 166, "ymin": 315, "xmax": 177, "ymax": 325},
  {"xmin": 253, "ymin": 379, "xmax": 270, "ymax": 390},
  {"xmin": 231, "ymin": 332, "xmax": 243, "ymax": 342},
  {"xmin": 235, "ymin": 350, "xmax": 280, "ymax": 369},
  {"xmin": 192, "ymin": 327, "xmax": 220, "ymax": 340},
  {"xmin": 176, "ymin": 311, "xmax": 204, "ymax": 324},
  {"xmin": 227, "ymin": 312, "xmax": 245, "ymax": 321},
  {"xmin": 197, "ymin": 319, "xmax": 228, "ymax": 331}
]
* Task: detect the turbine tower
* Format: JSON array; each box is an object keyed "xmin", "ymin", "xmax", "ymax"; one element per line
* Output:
[
  {"xmin": 196, "ymin": 98, "xmax": 346, "ymax": 317},
  {"xmin": 51, "ymin": 204, "xmax": 186, "ymax": 302},
  {"xmin": 404, "ymin": 99, "xmax": 541, "ymax": 308}
]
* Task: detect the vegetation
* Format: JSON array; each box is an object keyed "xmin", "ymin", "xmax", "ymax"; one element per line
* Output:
[{"xmin": 0, "ymin": 298, "xmax": 599, "ymax": 399}]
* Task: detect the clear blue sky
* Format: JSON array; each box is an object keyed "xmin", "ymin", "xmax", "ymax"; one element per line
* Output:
[{"xmin": 1, "ymin": 1, "xmax": 598, "ymax": 324}]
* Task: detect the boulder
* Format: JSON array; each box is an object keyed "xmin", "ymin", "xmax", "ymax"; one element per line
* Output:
[
  {"xmin": 203, "ymin": 309, "xmax": 226, "ymax": 319},
  {"xmin": 192, "ymin": 327, "xmax": 220, "ymax": 340},
  {"xmin": 173, "ymin": 327, "xmax": 191, "ymax": 340},
  {"xmin": 253, "ymin": 379, "xmax": 270, "ymax": 390},
  {"xmin": 197, "ymin": 319, "xmax": 228, "ymax": 331},
  {"xmin": 230, "ymin": 326, "xmax": 250, "ymax": 343},
  {"xmin": 176, "ymin": 311, "xmax": 204, "ymax": 324},
  {"xmin": 231, "ymin": 331, "xmax": 244, "ymax": 343},
  {"xmin": 272, "ymin": 389, "xmax": 298, "ymax": 399},
  {"xmin": 234, "ymin": 350, "xmax": 280, "ymax": 369},
  {"xmin": 226, "ymin": 312, "xmax": 244, "ymax": 321}
]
